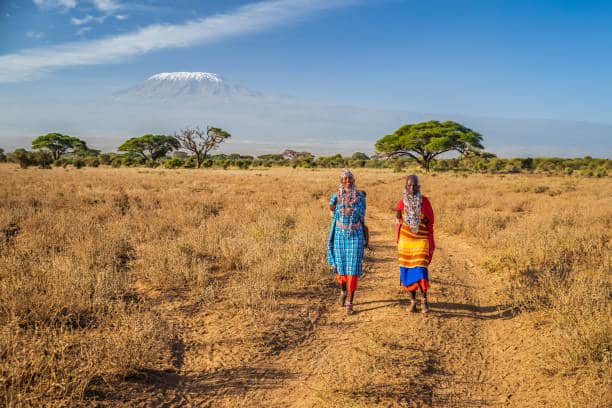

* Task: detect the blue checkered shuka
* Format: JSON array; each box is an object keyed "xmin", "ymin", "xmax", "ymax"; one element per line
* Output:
[{"xmin": 327, "ymin": 192, "xmax": 366, "ymax": 276}]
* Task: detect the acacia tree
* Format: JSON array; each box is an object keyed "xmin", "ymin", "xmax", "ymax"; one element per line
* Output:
[
  {"xmin": 32, "ymin": 133, "xmax": 87, "ymax": 160},
  {"xmin": 118, "ymin": 134, "xmax": 179, "ymax": 163},
  {"xmin": 174, "ymin": 126, "xmax": 231, "ymax": 168},
  {"xmin": 375, "ymin": 120, "xmax": 484, "ymax": 172},
  {"xmin": 281, "ymin": 149, "xmax": 312, "ymax": 160}
]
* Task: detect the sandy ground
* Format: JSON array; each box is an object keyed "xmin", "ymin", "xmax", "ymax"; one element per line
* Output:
[{"xmin": 92, "ymin": 200, "xmax": 534, "ymax": 407}]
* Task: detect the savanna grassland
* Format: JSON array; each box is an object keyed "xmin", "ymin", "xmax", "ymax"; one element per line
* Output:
[{"xmin": 0, "ymin": 164, "xmax": 610, "ymax": 407}]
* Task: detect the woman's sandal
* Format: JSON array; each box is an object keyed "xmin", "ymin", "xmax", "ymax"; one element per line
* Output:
[
  {"xmin": 421, "ymin": 299, "xmax": 430, "ymax": 313},
  {"xmin": 345, "ymin": 303, "xmax": 354, "ymax": 315},
  {"xmin": 408, "ymin": 300, "xmax": 418, "ymax": 313}
]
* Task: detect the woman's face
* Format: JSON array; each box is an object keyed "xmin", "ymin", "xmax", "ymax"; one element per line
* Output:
[
  {"xmin": 341, "ymin": 175, "xmax": 354, "ymax": 188},
  {"xmin": 405, "ymin": 177, "xmax": 419, "ymax": 194}
]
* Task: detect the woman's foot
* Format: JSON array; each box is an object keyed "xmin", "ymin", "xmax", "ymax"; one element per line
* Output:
[
  {"xmin": 421, "ymin": 299, "xmax": 430, "ymax": 313},
  {"xmin": 339, "ymin": 290, "xmax": 347, "ymax": 307},
  {"xmin": 345, "ymin": 303, "xmax": 354, "ymax": 315},
  {"xmin": 408, "ymin": 299, "xmax": 418, "ymax": 313}
]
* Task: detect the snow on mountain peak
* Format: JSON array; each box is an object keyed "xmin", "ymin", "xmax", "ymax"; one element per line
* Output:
[
  {"xmin": 148, "ymin": 72, "xmax": 223, "ymax": 83},
  {"xmin": 114, "ymin": 71, "xmax": 266, "ymax": 101}
]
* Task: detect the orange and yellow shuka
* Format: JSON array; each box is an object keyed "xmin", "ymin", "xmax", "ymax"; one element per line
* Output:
[{"xmin": 396, "ymin": 195, "xmax": 435, "ymax": 292}]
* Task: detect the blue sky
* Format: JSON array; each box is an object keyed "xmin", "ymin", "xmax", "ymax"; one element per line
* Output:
[{"xmin": 0, "ymin": 0, "xmax": 611, "ymax": 123}]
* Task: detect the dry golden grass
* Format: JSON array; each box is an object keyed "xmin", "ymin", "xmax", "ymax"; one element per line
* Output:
[{"xmin": 0, "ymin": 164, "xmax": 610, "ymax": 407}]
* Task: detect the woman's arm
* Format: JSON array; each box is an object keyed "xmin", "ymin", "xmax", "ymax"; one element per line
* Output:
[
  {"xmin": 329, "ymin": 194, "xmax": 338, "ymax": 216},
  {"xmin": 422, "ymin": 197, "xmax": 435, "ymax": 258},
  {"xmin": 395, "ymin": 200, "xmax": 403, "ymax": 243}
]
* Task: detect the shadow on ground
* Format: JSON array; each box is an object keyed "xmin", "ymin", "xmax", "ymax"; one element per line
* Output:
[{"xmin": 430, "ymin": 301, "xmax": 519, "ymax": 320}]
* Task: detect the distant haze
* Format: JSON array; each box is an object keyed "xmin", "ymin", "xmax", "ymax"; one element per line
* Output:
[{"xmin": 2, "ymin": 72, "xmax": 611, "ymax": 158}]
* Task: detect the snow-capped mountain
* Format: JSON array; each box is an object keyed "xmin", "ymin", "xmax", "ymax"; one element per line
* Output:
[
  {"xmin": 113, "ymin": 71, "xmax": 264, "ymax": 101},
  {"xmin": 2, "ymin": 71, "xmax": 610, "ymax": 157}
]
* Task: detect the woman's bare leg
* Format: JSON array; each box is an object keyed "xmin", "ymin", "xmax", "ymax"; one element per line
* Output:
[{"xmin": 408, "ymin": 290, "xmax": 417, "ymax": 312}]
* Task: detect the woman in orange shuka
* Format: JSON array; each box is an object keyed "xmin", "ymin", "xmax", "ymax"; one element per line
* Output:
[{"xmin": 395, "ymin": 174, "xmax": 435, "ymax": 313}]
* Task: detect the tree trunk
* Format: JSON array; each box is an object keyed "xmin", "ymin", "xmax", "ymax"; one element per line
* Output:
[{"xmin": 423, "ymin": 155, "xmax": 431, "ymax": 172}]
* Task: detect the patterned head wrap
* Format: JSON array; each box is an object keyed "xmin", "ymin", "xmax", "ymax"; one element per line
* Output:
[
  {"xmin": 340, "ymin": 167, "xmax": 354, "ymax": 182},
  {"xmin": 338, "ymin": 168, "xmax": 359, "ymax": 211},
  {"xmin": 403, "ymin": 174, "xmax": 422, "ymax": 233}
]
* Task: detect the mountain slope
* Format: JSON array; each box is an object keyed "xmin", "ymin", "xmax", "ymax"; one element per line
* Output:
[{"xmin": 113, "ymin": 72, "xmax": 264, "ymax": 101}]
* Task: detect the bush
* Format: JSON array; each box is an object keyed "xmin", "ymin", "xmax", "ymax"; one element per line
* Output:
[
  {"xmin": 163, "ymin": 157, "xmax": 183, "ymax": 169},
  {"xmin": 121, "ymin": 156, "xmax": 138, "ymax": 167},
  {"xmin": 33, "ymin": 151, "xmax": 53, "ymax": 169},
  {"xmin": 0, "ymin": 148, "xmax": 6, "ymax": 162},
  {"xmin": 520, "ymin": 157, "xmax": 534, "ymax": 170},
  {"xmin": 54, "ymin": 158, "xmax": 70, "ymax": 168},
  {"xmin": 98, "ymin": 154, "xmax": 113, "ymax": 165},
  {"xmin": 84, "ymin": 157, "xmax": 100, "ymax": 167},
  {"xmin": 11, "ymin": 149, "xmax": 34, "ymax": 169},
  {"xmin": 183, "ymin": 156, "xmax": 197, "ymax": 168},
  {"xmin": 72, "ymin": 158, "xmax": 86, "ymax": 169}
]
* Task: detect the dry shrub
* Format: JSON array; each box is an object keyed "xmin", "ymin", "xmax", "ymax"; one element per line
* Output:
[
  {"xmin": 366, "ymin": 172, "xmax": 610, "ymax": 405},
  {"xmin": 0, "ymin": 311, "xmax": 173, "ymax": 406},
  {"xmin": 432, "ymin": 174, "xmax": 611, "ymax": 404},
  {"xmin": 1, "ymin": 165, "xmax": 609, "ymax": 406}
]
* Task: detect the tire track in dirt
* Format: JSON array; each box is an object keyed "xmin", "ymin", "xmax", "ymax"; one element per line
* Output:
[
  {"xmin": 105, "ymin": 206, "xmax": 513, "ymax": 407},
  {"xmin": 215, "ymin": 207, "xmax": 512, "ymax": 407}
]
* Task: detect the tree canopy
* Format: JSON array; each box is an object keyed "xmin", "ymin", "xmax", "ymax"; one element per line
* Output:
[
  {"xmin": 32, "ymin": 133, "xmax": 88, "ymax": 160},
  {"xmin": 174, "ymin": 126, "xmax": 231, "ymax": 168},
  {"xmin": 118, "ymin": 134, "xmax": 179, "ymax": 163},
  {"xmin": 375, "ymin": 120, "xmax": 484, "ymax": 171}
]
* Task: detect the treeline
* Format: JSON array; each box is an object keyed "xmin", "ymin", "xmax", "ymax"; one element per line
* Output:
[
  {"xmin": 0, "ymin": 146, "xmax": 609, "ymax": 176},
  {"xmin": 0, "ymin": 127, "xmax": 610, "ymax": 176}
]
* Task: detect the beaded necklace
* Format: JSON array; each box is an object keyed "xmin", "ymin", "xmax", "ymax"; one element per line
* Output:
[
  {"xmin": 403, "ymin": 190, "xmax": 422, "ymax": 233},
  {"xmin": 337, "ymin": 185, "xmax": 359, "ymax": 217}
]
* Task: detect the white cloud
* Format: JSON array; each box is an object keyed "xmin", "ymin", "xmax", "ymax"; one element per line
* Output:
[
  {"xmin": 71, "ymin": 14, "xmax": 106, "ymax": 25},
  {"xmin": 0, "ymin": 0, "xmax": 358, "ymax": 83},
  {"xmin": 26, "ymin": 31, "xmax": 45, "ymax": 39},
  {"xmin": 32, "ymin": 0, "xmax": 78, "ymax": 10},
  {"xmin": 76, "ymin": 26, "xmax": 93, "ymax": 36},
  {"xmin": 115, "ymin": 14, "xmax": 128, "ymax": 20},
  {"xmin": 92, "ymin": 0, "xmax": 121, "ymax": 12},
  {"xmin": 33, "ymin": 0, "xmax": 122, "ymax": 13}
]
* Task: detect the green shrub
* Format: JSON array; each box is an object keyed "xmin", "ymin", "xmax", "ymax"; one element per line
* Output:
[
  {"xmin": 72, "ymin": 158, "xmax": 85, "ymax": 169},
  {"xmin": 163, "ymin": 158, "xmax": 183, "ymax": 169},
  {"xmin": 182, "ymin": 156, "xmax": 197, "ymax": 168},
  {"xmin": 33, "ymin": 151, "xmax": 53, "ymax": 169},
  {"xmin": 11, "ymin": 149, "xmax": 34, "ymax": 169},
  {"xmin": 98, "ymin": 154, "xmax": 113, "ymax": 165},
  {"xmin": 84, "ymin": 157, "xmax": 100, "ymax": 167}
]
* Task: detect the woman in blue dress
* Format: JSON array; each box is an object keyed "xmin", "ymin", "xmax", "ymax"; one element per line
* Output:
[{"xmin": 327, "ymin": 168, "xmax": 367, "ymax": 314}]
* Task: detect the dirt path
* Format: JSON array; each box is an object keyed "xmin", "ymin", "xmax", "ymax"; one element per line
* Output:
[
  {"xmin": 233, "ymin": 208, "xmax": 511, "ymax": 407},
  {"xmin": 114, "ymin": 206, "xmax": 515, "ymax": 407}
]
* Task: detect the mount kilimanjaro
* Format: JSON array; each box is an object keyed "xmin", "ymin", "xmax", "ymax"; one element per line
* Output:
[
  {"xmin": 113, "ymin": 72, "xmax": 265, "ymax": 101},
  {"xmin": 0, "ymin": 71, "xmax": 610, "ymax": 157}
]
